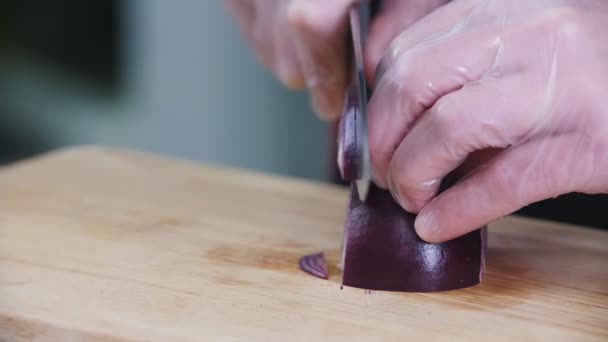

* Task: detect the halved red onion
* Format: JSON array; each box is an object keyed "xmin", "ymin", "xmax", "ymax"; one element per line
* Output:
[
  {"xmin": 337, "ymin": 84, "xmax": 486, "ymax": 292},
  {"xmin": 298, "ymin": 252, "xmax": 329, "ymax": 280},
  {"xmin": 341, "ymin": 183, "xmax": 486, "ymax": 292}
]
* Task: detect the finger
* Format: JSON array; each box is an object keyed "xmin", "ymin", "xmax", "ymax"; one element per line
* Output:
[
  {"xmin": 224, "ymin": 0, "xmax": 269, "ymax": 63},
  {"xmin": 288, "ymin": 0, "xmax": 359, "ymax": 120},
  {"xmin": 414, "ymin": 133, "xmax": 608, "ymax": 243},
  {"xmin": 365, "ymin": 0, "xmax": 451, "ymax": 83},
  {"xmin": 273, "ymin": 3, "xmax": 306, "ymax": 88},
  {"xmin": 368, "ymin": 23, "xmax": 505, "ymax": 188},
  {"xmin": 388, "ymin": 75, "xmax": 544, "ymax": 213},
  {"xmin": 224, "ymin": 0, "xmax": 304, "ymax": 88},
  {"xmin": 368, "ymin": 0, "xmax": 482, "ymax": 84}
]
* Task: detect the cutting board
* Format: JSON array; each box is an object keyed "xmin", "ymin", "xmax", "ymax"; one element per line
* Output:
[{"xmin": 0, "ymin": 146, "xmax": 606, "ymax": 341}]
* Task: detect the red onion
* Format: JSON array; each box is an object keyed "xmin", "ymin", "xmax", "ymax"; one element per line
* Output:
[{"xmin": 341, "ymin": 183, "xmax": 486, "ymax": 292}]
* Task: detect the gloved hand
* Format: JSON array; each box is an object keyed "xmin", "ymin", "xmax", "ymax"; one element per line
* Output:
[
  {"xmin": 224, "ymin": 0, "xmax": 449, "ymax": 120},
  {"xmin": 368, "ymin": 0, "xmax": 608, "ymax": 242}
]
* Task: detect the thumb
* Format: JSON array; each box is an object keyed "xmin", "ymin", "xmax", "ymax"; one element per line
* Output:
[{"xmin": 414, "ymin": 133, "xmax": 608, "ymax": 243}]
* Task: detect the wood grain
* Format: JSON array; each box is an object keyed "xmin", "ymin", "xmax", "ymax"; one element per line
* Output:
[{"xmin": 0, "ymin": 146, "xmax": 606, "ymax": 341}]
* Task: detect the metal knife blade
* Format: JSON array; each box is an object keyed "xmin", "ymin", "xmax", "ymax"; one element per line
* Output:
[{"xmin": 349, "ymin": 3, "xmax": 372, "ymax": 201}]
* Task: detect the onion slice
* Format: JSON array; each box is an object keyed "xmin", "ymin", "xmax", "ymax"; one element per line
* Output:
[
  {"xmin": 337, "ymin": 87, "xmax": 362, "ymax": 181},
  {"xmin": 299, "ymin": 252, "xmax": 329, "ymax": 280}
]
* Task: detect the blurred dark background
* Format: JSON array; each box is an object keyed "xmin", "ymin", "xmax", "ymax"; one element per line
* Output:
[
  {"xmin": 0, "ymin": 0, "xmax": 122, "ymax": 163},
  {"xmin": 0, "ymin": 0, "xmax": 605, "ymax": 230},
  {"xmin": 1, "ymin": 0, "xmax": 121, "ymax": 88},
  {"xmin": 0, "ymin": 0, "xmax": 329, "ymax": 180}
]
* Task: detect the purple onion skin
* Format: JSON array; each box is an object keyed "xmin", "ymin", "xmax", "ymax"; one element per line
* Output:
[
  {"xmin": 342, "ymin": 183, "xmax": 486, "ymax": 292},
  {"xmin": 337, "ymin": 86, "xmax": 362, "ymax": 182}
]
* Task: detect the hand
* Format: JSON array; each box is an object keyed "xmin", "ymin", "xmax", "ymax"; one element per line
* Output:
[
  {"xmin": 368, "ymin": 0, "xmax": 608, "ymax": 242},
  {"xmin": 224, "ymin": 0, "xmax": 449, "ymax": 120}
]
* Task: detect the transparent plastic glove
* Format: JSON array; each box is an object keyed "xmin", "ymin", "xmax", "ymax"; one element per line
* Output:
[
  {"xmin": 224, "ymin": 0, "xmax": 449, "ymax": 120},
  {"xmin": 368, "ymin": 0, "xmax": 608, "ymax": 242}
]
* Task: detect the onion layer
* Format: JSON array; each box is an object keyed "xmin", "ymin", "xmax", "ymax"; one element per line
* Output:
[{"xmin": 299, "ymin": 252, "xmax": 329, "ymax": 280}]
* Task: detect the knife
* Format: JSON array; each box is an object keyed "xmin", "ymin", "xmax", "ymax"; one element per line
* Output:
[{"xmin": 349, "ymin": 2, "xmax": 372, "ymax": 201}]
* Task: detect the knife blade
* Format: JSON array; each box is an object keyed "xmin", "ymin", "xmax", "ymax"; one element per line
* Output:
[{"xmin": 349, "ymin": 3, "xmax": 372, "ymax": 201}]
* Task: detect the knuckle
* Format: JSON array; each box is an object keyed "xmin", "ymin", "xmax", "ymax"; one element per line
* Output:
[
  {"xmin": 390, "ymin": 51, "xmax": 434, "ymax": 111},
  {"xmin": 430, "ymin": 97, "xmax": 459, "ymax": 134},
  {"xmin": 374, "ymin": 48, "xmax": 430, "ymax": 112},
  {"xmin": 391, "ymin": 52, "xmax": 422, "ymax": 87},
  {"xmin": 428, "ymin": 97, "xmax": 466, "ymax": 159}
]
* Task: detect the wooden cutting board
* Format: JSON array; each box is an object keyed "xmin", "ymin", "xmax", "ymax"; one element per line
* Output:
[{"xmin": 0, "ymin": 146, "xmax": 606, "ymax": 341}]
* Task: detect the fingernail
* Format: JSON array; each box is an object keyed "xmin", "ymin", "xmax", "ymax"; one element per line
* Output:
[
  {"xmin": 279, "ymin": 72, "xmax": 306, "ymax": 90},
  {"xmin": 310, "ymin": 91, "xmax": 336, "ymax": 121},
  {"xmin": 306, "ymin": 75, "xmax": 328, "ymax": 119},
  {"xmin": 415, "ymin": 211, "xmax": 440, "ymax": 242},
  {"xmin": 308, "ymin": 76, "xmax": 343, "ymax": 120}
]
